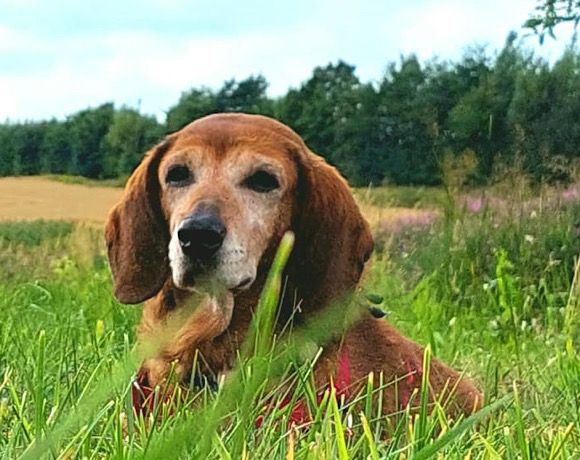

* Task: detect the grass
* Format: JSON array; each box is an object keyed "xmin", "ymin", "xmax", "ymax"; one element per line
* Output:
[
  {"xmin": 0, "ymin": 183, "xmax": 579, "ymax": 458},
  {"xmin": 0, "ymin": 220, "xmax": 73, "ymax": 246},
  {"xmin": 45, "ymin": 175, "xmax": 127, "ymax": 188},
  {"xmin": 353, "ymin": 185, "xmax": 447, "ymax": 209}
]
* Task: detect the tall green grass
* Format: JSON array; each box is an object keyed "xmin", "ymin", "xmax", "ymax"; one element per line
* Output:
[
  {"xmin": 0, "ymin": 220, "xmax": 73, "ymax": 246},
  {"xmin": 0, "ymin": 185, "xmax": 578, "ymax": 458}
]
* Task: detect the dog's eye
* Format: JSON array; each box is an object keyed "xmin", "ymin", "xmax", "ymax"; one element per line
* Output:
[
  {"xmin": 165, "ymin": 165, "xmax": 193, "ymax": 187},
  {"xmin": 243, "ymin": 170, "xmax": 280, "ymax": 193}
]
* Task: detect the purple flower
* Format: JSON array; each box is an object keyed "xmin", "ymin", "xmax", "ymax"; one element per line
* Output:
[
  {"xmin": 561, "ymin": 185, "xmax": 579, "ymax": 202},
  {"xmin": 466, "ymin": 197, "xmax": 484, "ymax": 213}
]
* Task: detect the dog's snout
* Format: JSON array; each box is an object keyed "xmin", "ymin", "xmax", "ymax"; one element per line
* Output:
[{"xmin": 177, "ymin": 212, "xmax": 226, "ymax": 259}]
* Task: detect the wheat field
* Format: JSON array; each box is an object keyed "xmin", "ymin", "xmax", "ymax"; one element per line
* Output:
[{"xmin": 0, "ymin": 177, "xmax": 122, "ymax": 222}]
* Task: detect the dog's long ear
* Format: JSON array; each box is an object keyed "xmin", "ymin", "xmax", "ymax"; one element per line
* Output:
[
  {"xmin": 289, "ymin": 148, "xmax": 374, "ymax": 314},
  {"xmin": 105, "ymin": 138, "xmax": 174, "ymax": 304}
]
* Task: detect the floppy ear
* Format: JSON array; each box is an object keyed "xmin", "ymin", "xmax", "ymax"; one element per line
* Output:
[
  {"xmin": 105, "ymin": 138, "xmax": 174, "ymax": 304},
  {"xmin": 289, "ymin": 149, "xmax": 374, "ymax": 314}
]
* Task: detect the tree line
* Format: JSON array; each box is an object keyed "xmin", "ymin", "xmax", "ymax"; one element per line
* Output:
[{"xmin": 1, "ymin": 32, "xmax": 579, "ymax": 186}]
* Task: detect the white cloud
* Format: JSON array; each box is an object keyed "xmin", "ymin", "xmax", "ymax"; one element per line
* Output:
[
  {"xmin": 396, "ymin": 0, "xmax": 575, "ymax": 61},
  {"xmin": 0, "ymin": 0, "xmax": 574, "ymax": 121},
  {"xmin": 0, "ymin": 25, "xmax": 342, "ymax": 121},
  {"xmin": 0, "ymin": 0, "xmax": 41, "ymax": 6},
  {"xmin": 0, "ymin": 25, "xmax": 40, "ymax": 52}
]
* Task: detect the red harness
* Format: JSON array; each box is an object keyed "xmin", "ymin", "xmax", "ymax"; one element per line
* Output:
[
  {"xmin": 131, "ymin": 350, "xmax": 421, "ymax": 425},
  {"xmin": 401, "ymin": 360, "xmax": 422, "ymax": 408},
  {"xmin": 255, "ymin": 348, "xmax": 352, "ymax": 428},
  {"xmin": 131, "ymin": 370, "xmax": 167, "ymax": 417},
  {"xmin": 131, "ymin": 349, "xmax": 353, "ymax": 426}
]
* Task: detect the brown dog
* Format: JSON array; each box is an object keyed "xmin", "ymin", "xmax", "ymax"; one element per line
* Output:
[{"xmin": 105, "ymin": 113, "xmax": 481, "ymax": 418}]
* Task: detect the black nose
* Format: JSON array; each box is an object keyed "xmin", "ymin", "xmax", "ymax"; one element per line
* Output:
[{"xmin": 177, "ymin": 212, "xmax": 226, "ymax": 259}]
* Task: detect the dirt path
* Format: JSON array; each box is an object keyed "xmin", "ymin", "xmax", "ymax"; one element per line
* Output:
[{"xmin": 0, "ymin": 177, "xmax": 122, "ymax": 223}]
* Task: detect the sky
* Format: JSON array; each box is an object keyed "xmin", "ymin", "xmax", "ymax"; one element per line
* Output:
[{"xmin": 0, "ymin": 0, "xmax": 576, "ymax": 122}]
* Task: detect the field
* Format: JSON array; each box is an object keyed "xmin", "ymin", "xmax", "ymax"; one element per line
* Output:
[
  {"xmin": 0, "ymin": 177, "xmax": 579, "ymax": 459},
  {"xmin": 0, "ymin": 177, "xmax": 121, "ymax": 223}
]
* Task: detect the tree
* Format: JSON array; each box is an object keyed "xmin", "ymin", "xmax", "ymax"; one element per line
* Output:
[
  {"xmin": 377, "ymin": 55, "xmax": 439, "ymax": 184},
  {"xmin": 448, "ymin": 34, "xmax": 524, "ymax": 180},
  {"xmin": 165, "ymin": 87, "xmax": 216, "ymax": 133},
  {"xmin": 104, "ymin": 108, "xmax": 163, "ymax": 177},
  {"xmin": 0, "ymin": 44, "xmax": 579, "ymax": 186},
  {"xmin": 165, "ymin": 75, "xmax": 272, "ymax": 133},
  {"xmin": 0, "ymin": 125, "xmax": 17, "ymax": 176},
  {"xmin": 277, "ymin": 61, "xmax": 383, "ymax": 185},
  {"xmin": 332, "ymin": 83, "xmax": 383, "ymax": 185},
  {"xmin": 278, "ymin": 61, "xmax": 361, "ymax": 159},
  {"xmin": 509, "ymin": 46, "xmax": 580, "ymax": 180},
  {"xmin": 540, "ymin": 48, "xmax": 580, "ymax": 161},
  {"xmin": 40, "ymin": 120, "xmax": 72, "ymax": 174},
  {"xmin": 1, "ymin": 122, "xmax": 46, "ymax": 175},
  {"xmin": 525, "ymin": 0, "xmax": 580, "ymax": 42},
  {"xmin": 215, "ymin": 75, "xmax": 272, "ymax": 114},
  {"xmin": 67, "ymin": 103, "xmax": 115, "ymax": 178}
]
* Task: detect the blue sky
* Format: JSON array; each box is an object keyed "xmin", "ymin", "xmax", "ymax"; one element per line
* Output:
[{"xmin": 0, "ymin": 0, "xmax": 575, "ymax": 121}]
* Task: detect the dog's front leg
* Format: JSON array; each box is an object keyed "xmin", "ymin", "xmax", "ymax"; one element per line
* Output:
[{"xmin": 141, "ymin": 290, "xmax": 234, "ymax": 387}]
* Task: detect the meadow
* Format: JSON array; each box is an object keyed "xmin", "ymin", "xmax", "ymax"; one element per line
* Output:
[{"xmin": 0, "ymin": 177, "xmax": 579, "ymax": 459}]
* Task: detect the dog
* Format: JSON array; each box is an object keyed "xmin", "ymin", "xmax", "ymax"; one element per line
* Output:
[{"xmin": 105, "ymin": 113, "xmax": 481, "ymax": 419}]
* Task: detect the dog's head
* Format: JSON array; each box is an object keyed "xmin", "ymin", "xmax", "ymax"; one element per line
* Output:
[{"xmin": 105, "ymin": 113, "xmax": 373, "ymax": 314}]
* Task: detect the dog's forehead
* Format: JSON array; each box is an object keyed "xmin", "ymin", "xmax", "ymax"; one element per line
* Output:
[{"xmin": 170, "ymin": 113, "xmax": 302, "ymax": 162}]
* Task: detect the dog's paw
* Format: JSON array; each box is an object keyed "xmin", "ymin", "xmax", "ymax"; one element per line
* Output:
[
  {"xmin": 142, "ymin": 358, "xmax": 171, "ymax": 387},
  {"xmin": 143, "ymin": 356, "xmax": 190, "ymax": 387}
]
